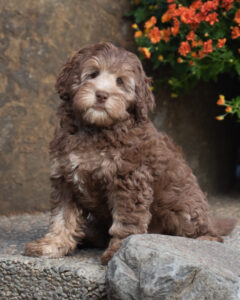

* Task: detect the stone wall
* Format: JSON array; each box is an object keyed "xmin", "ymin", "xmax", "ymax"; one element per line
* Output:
[
  {"xmin": 153, "ymin": 81, "xmax": 236, "ymax": 194},
  {"xmin": 0, "ymin": 0, "xmax": 236, "ymax": 214},
  {"xmin": 0, "ymin": 0, "xmax": 134, "ymax": 214}
]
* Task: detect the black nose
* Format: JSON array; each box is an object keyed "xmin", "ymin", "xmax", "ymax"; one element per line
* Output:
[{"xmin": 95, "ymin": 91, "xmax": 109, "ymax": 103}]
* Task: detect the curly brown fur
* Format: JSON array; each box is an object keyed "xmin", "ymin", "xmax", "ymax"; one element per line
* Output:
[{"xmin": 24, "ymin": 42, "xmax": 236, "ymax": 264}]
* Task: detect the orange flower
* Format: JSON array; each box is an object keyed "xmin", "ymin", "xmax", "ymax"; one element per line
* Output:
[
  {"xmin": 178, "ymin": 41, "xmax": 191, "ymax": 56},
  {"xmin": 198, "ymin": 50, "xmax": 205, "ymax": 59},
  {"xmin": 216, "ymin": 115, "xmax": 224, "ymax": 121},
  {"xmin": 205, "ymin": 12, "xmax": 219, "ymax": 26},
  {"xmin": 144, "ymin": 16, "xmax": 157, "ymax": 29},
  {"xmin": 189, "ymin": 60, "xmax": 195, "ymax": 66},
  {"xmin": 234, "ymin": 9, "xmax": 240, "ymax": 25},
  {"xmin": 191, "ymin": 0, "xmax": 202, "ymax": 10},
  {"xmin": 232, "ymin": 26, "xmax": 240, "ymax": 39},
  {"xmin": 171, "ymin": 18, "xmax": 180, "ymax": 36},
  {"xmin": 162, "ymin": 12, "xmax": 171, "ymax": 23},
  {"xmin": 140, "ymin": 47, "xmax": 151, "ymax": 59},
  {"xmin": 217, "ymin": 38, "xmax": 226, "ymax": 48},
  {"xmin": 134, "ymin": 31, "xmax": 143, "ymax": 38},
  {"xmin": 192, "ymin": 51, "xmax": 197, "ymax": 57},
  {"xmin": 158, "ymin": 55, "xmax": 164, "ymax": 61},
  {"xmin": 203, "ymin": 39, "xmax": 213, "ymax": 54},
  {"xmin": 148, "ymin": 27, "xmax": 161, "ymax": 44},
  {"xmin": 186, "ymin": 31, "xmax": 195, "ymax": 41},
  {"xmin": 168, "ymin": 3, "xmax": 177, "ymax": 12},
  {"xmin": 180, "ymin": 8, "xmax": 196, "ymax": 24},
  {"xmin": 225, "ymin": 106, "xmax": 232, "ymax": 113},
  {"xmin": 217, "ymin": 95, "xmax": 225, "ymax": 105},
  {"xmin": 194, "ymin": 12, "xmax": 204, "ymax": 24},
  {"xmin": 160, "ymin": 28, "xmax": 171, "ymax": 42},
  {"xmin": 201, "ymin": 1, "xmax": 218, "ymax": 14},
  {"xmin": 132, "ymin": 24, "xmax": 138, "ymax": 29},
  {"xmin": 192, "ymin": 39, "xmax": 203, "ymax": 47},
  {"xmin": 221, "ymin": 0, "xmax": 233, "ymax": 11},
  {"xmin": 177, "ymin": 57, "xmax": 183, "ymax": 63},
  {"xmin": 192, "ymin": 40, "xmax": 198, "ymax": 47},
  {"xmin": 162, "ymin": 2, "xmax": 177, "ymax": 23}
]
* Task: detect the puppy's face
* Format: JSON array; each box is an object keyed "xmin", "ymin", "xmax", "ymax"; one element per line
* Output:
[
  {"xmin": 56, "ymin": 43, "xmax": 155, "ymax": 127},
  {"xmin": 73, "ymin": 54, "xmax": 136, "ymax": 127}
]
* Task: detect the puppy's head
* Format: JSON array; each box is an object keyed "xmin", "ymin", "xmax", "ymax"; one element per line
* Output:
[{"xmin": 56, "ymin": 42, "xmax": 155, "ymax": 127}]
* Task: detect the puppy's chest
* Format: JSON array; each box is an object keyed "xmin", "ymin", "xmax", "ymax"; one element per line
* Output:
[{"xmin": 51, "ymin": 149, "xmax": 117, "ymax": 194}]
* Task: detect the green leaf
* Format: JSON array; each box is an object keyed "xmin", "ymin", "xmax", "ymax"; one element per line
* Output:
[
  {"xmin": 134, "ymin": 7, "xmax": 150, "ymax": 23},
  {"xmin": 235, "ymin": 61, "xmax": 240, "ymax": 76}
]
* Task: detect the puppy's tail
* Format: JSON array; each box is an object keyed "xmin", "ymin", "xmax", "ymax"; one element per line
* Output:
[{"xmin": 212, "ymin": 217, "xmax": 237, "ymax": 236}]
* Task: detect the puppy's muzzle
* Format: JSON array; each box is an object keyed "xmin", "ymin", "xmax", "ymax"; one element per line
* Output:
[
  {"xmin": 93, "ymin": 90, "xmax": 109, "ymax": 110},
  {"xmin": 95, "ymin": 90, "xmax": 109, "ymax": 104}
]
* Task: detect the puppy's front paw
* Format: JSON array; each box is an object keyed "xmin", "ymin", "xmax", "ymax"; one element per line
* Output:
[
  {"xmin": 101, "ymin": 248, "xmax": 115, "ymax": 265},
  {"xmin": 196, "ymin": 235, "xmax": 223, "ymax": 243},
  {"xmin": 24, "ymin": 238, "xmax": 66, "ymax": 258}
]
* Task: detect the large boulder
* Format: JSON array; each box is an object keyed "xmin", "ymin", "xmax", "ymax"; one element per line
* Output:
[{"xmin": 107, "ymin": 232, "xmax": 240, "ymax": 300}]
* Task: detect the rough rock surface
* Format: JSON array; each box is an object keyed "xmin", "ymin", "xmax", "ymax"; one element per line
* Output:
[
  {"xmin": 0, "ymin": 213, "xmax": 107, "ymax": 299},
  {"xmin": 0, "ymin": 208, "xmax": 239, "ymax": 299},
  {"xmin": 107, "ymin": 231, "xmax": 240, "ymax": 300}
]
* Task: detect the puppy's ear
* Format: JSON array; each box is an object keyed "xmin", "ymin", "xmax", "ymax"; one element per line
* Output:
[
  {"xmin": 55, "ymin": 46, "xmax": 91, "ymax": 101},
  {"xmin": 55, "ymin": 55, "xmax": 76, "ymax": 101},
  {"xmin": 135, "ymin": 63, "xmax": 155, "ymax": 121}
]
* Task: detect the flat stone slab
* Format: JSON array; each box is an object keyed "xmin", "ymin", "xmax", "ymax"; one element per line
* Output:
[{"xmin": 0, "ymin": 213, "xmax": 107, "ymax": 300}]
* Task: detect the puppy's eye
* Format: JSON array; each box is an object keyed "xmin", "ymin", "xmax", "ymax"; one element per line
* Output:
[
  {"xmin": 90, "ymin": 71, "xmax": 99, "ymax": 79},
  {"xmin": 116, "ymin": 77, "xmax": 123, "ymax": 85}
]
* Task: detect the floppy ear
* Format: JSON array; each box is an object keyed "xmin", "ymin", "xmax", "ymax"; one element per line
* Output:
[
  {"xmin": 135, "ymin": 63, "xmax": 155, "ymax": 121},
  {"xmin": 55, "ymin": 55, "xmax": 76, "ymax": 101},
  {"xmin": 55, "ymin": 46, "xmax": 92, "ymax": 101}
]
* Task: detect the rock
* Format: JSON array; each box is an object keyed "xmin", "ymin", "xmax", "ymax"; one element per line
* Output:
[
  {"xmin": 0, "ymin": 213, "xmax": 107, "ymax": 299},
  {"xmin": 0, "ymin": 213, "xmax": 240, "ymax": 299},
  {"xmin": 107, "ymin": 232, "xmax": 240, "ymax": 300}
]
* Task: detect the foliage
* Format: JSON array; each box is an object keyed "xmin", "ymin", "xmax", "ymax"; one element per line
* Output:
[{"xmin": 128, "ymin": 0, "xmax": 240, "ymax": 121}]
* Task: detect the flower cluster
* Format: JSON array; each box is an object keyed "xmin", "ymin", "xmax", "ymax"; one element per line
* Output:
[
  {"xmin": 216, "ymin": 95, "xmax": 240, "ymax": 120},
  {"xmin": 129, "ymin": 0, "xmax": 240, "ymax": 121}
]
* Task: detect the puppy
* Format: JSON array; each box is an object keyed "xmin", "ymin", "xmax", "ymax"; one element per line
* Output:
[{"xmin": 24, "ymin": 42, "xmax": 236, "ymax": 264}]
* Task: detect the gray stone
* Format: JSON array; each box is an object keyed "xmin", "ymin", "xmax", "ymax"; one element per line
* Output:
[
  {"xmin": 0, "ymin": 207, "xmax": 239, "ymax": 299},
  {"xmin": 0, "ymin": 213, "xmax": 107, "ymax": 300},
  {"xmin": 107, "ymin": 232, "xmax": 240, "ymax": 300}
]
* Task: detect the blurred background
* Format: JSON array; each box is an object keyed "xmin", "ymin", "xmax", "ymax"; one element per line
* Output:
[{"xmin": 0, "ymin": 0, "xmax": 239, "ymax": 215}]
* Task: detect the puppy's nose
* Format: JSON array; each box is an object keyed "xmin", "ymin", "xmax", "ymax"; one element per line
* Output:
[{"xmin": 96, "ymin": 91, "xmax": 109, "ymax": 103}]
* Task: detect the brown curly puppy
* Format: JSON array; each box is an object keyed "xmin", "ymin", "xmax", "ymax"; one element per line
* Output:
[{"xmin": 24, "ymin": 42, "xmax": 236, "ymax": 264}]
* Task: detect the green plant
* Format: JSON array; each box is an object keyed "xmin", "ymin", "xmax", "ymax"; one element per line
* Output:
[{"xmin": 128, "ymin": 0, "xmax": 240, "ymax": 121}]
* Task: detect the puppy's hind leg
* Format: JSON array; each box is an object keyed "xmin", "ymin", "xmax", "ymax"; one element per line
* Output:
[
  {"xmin": 196, "ymin": 216, "xmax": 236, "ymax": 243},
  {"xmin": 196, "ymin": 235, "xmax": 223, "ymax": 242},
  {"xmin": 24, "ymin": 186, "xmax": 85, "ymax": 258}
]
